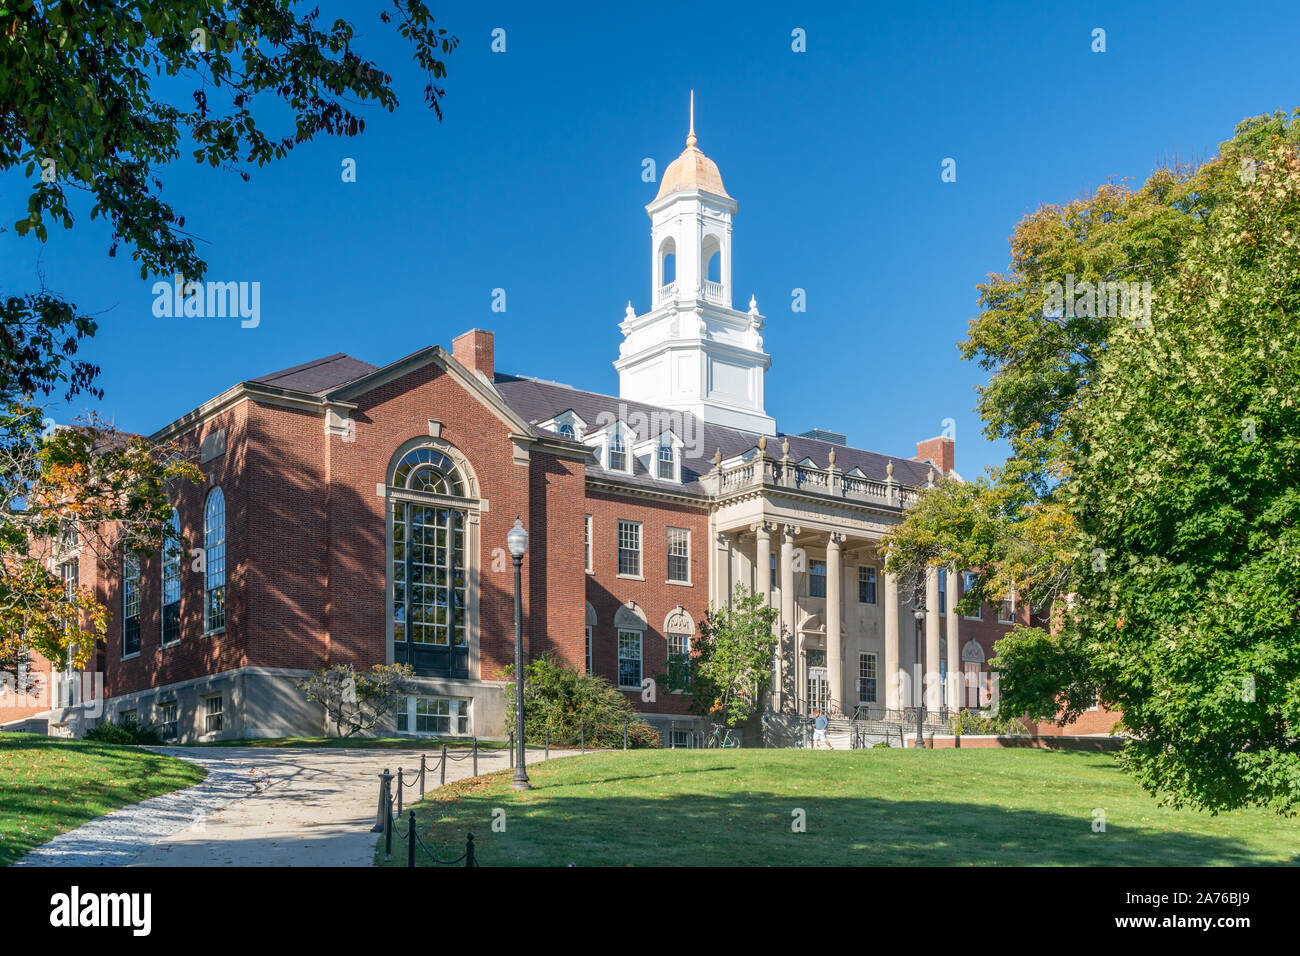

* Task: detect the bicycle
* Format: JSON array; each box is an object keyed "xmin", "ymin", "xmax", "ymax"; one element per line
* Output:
[{"xmin": 706, "ymin": 723, "xmax": 742, "ymax": 748}]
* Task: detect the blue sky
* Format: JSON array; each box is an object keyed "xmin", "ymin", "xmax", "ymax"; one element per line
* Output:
[{"xmin": 6, "ymin": 0, "xmax": 1300, "ymax": 478}]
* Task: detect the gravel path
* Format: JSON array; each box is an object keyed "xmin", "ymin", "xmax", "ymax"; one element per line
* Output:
[{"xmin": 15, "ymin": 745, "xmax": 576, "ymax": 867}]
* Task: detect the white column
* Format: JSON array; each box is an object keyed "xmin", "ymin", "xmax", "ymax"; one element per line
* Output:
[
  {"xmin": 826, "ymin": 533, "xmax": 843, "ymax": 716},
  {"xmin": 884, "ymin": 569, "xmax": 901, "ymax": 710},
  {"xmin": 947, "ymin": 564, "xmax": 961, "ymax": 711},
  {"xmin": 753, "ymin": 522, "xmax": 775, "ymax": 701},
  {"xmin": 780, "ymin": 524, "xmax": 798, "ymax": 711},
  {"xmin": 925, "ymin": 565, "xmax": 942, "ymax": 711}
]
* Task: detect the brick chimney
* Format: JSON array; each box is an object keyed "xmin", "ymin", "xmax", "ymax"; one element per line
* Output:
[
  {"xmin": 914, "ymin": 436, "xmax": 955, "ymax": 475},
  {"xmin": 452, "ymin": 329, "xmax": 494, "ymax": 380}
]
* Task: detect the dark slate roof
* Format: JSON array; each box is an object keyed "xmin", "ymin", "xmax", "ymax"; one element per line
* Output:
[
  {"xmin": 250, "ymin": 353, "xmax": 378, "ymax": 394},
  {"xmin": 492, "ymin": 372, "xmax": 936, "ymax": 494}
]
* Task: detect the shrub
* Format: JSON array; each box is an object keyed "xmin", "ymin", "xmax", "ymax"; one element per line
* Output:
[
  {"xmin": 945, "ymin": 709, "xmax": 1030, "ymax": 737},
  {"xmin": 505, "ymin": 654, "xmax": 659, "ymax": 748},
  {"xmin": 85, "ymin": 715, "xmax": 162, "ymax": 745}
]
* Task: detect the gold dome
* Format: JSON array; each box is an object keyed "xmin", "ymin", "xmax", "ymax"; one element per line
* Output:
[{"xmin": 652, "ymin": 92, "xmax": 732, "ymax": 202}]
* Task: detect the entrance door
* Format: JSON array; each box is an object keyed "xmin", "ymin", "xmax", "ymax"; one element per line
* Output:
[
  {"xmin": 963, "ymin": 662, "xmax": 982, "ymax": 708},
  {"xmin": 806, "ymin": 648, "xmax": 828, "ymax": 714}
]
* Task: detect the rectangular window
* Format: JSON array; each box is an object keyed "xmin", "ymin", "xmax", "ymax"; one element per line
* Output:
[
  {"xmin": 203, "ymin": 694, "xmax": 224, "ymax": 734},
  {"xmin": 938, "ymin": 569, "xmax": 947, "ymax": 615},
  {"xmin": 617, "ymin": 520, "xmax": 642, "ymax": 577},
  {"xmin": 858, "ymin": 652, "xmax": 878, "ymax": 703},
  {"xmin": 667, "ymin": 633, "xmax": 690, "ymax": 689},
  {"xmin": 809, "ymin": 559, "xmax": 827, "ymax": 598},
  {"xmin": 162, "ymin": 535, "xmax": 182, "ymax": 646},
  {"xmin": 123, "ymin": 552, "xmax": 141, "ymax": 657},
  {"xmin": 657, "ymin": 443, "xmax": 675, "ymax": 480},
  {"xmin": 585, "ymin": 625, "xmax": 593, "ymax": 675},
  {"xmin": 584, "ymin": 515, "xmax": 593, "ymax": 573},
  {"xmin": 858, "ymin": 565, "xmax": 876, "ymax": 604},
  {"xmin": 998, "ymin": 597, "xmax": 1015, "ymax": 624},
  {"xmin": 118, "ymin": 708, "xmax": 138, "ymax": 726},
  {"xmin": 962, "ymin": 571, "xmax": 982, "ymax": 621},
  {"xmin": 159, "ymin": 702, "xmax": 178, "ymax": 740},
  {"xmin": 770, "ymin": 554, "xmax": 777, "ymax": 589},
  {"xmin": 608, "ymin": 434, "xmax": 628, "ymax": 472},
  {"xmin": 412, "ymin": 696, "xmax": 470, "ymax": 735},
  {"xmin": 667, "ymin": 527, "xmax": 690, "ymax": 583},
  {"xmin": 617, "ymin": 629, "xmax": 642, "ymax": 689}
]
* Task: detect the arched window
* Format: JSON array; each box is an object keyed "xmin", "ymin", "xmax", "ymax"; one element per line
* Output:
[
  {"xmin": 392, "ymin": 447, "xmax": 464, "ymax": 496},
  {"xmin": 204, "ymin": 488, "xmax": 226, "ymax": 632},
  {"xmin": 122, "ymin": 550, "xmax": 141, "ymax": 657},
  {"xmin": 161, "ymin": 511, "xmax": 182, "ymax": 646},
  {"xmin": 557, "ymin": 422, "xmax": 575, "ymax": 440},
  {"xmin": 390, "ymin": 443, "xmax": 471, "ymax": 678},
  {"xmin": 657, "ymin": 442, "xmax": 675, "ymax": 480},
  {"xmin": 659, "ymin": 236, "xmax": 677, "ymax": 287}
]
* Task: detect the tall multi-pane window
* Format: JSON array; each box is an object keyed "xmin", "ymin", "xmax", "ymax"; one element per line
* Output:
[
  {"xmin": 609, "ymin": 432, "xmax": 628, "ymax": 472},
  {"xmin": 204, "ymin": 488, "xmax": 226, "ymax": 632},
  {"xmin": 809, "ymin": 559, "xmax": 827, "ymax": 598},
  {"xmin": 585, "ymin": 625, "xmax": 593, "ymax": 674},
  {"xmin": 667, "ymin": 633, "xmax": 690, "ymax": 688},
  {"xmin": 390, "ymin": 447, "xmax": 469, "ymax": 678},
  {"xmin": 161, "ymin": 512, "xmax": 181, "ymax": 646},
  {"xmin": 617, "ymin": 630, "xmax": 642, "ymax": 689},
  {"xmin": 962, "ymin": 571, "xmax": 982, "ymax": 621},
  {"xmin": 657, "ymin": 443, "xmax": 675, "ymax": 480},
  {"xmin": 666, "ymin": 528, "xmax": 690, "ymax": 583},
  {"xmin": 584, "ymin": 515, "xmax": 593, "ymax": 573},
  {"xmin": 770, "ymin": 554, "xmax": 777, "ymax": 589},
  {"xmin": 122, "ymin": 551, "xmax": 141, "ymax": 656},
  {"xmin": 858, "ymin": 652, "xmax": 878, "ymax": 703},
  {"xmin": 617, "ymin": 520, "xmax": 641, "ymax": 576},
  {"xmin": 858, "ymin": 565, "xmax": 876, "ymax": 604}
]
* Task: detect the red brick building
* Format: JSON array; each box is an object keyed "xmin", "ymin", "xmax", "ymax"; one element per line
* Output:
[{"xmin": 4, "ymin": 113, "xmax": 1116, "ymax": 743}]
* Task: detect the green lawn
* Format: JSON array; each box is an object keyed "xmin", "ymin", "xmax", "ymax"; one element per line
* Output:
[
  {"xmin": 378, "ymin": 748, "xmax": 1300, "ymax": 866},
  {"xmin": 193, "ymin": 736, "xmax": 508, "ymax": 750},
  {"xmin": 0, "ymin": 733, "xmax": 206, "ymax": 866}
]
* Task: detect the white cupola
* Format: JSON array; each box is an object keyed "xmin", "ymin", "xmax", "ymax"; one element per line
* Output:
[{"xmin": 614, "ymin": 93, "xmax": 775, "ymax": 436}]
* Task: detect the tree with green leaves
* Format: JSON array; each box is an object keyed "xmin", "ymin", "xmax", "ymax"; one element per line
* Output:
[
  {"xmin": 884, "ymin": 109, "xmax": 1300, "ymax": 813},
  {"xmin": 0, "ymin": 2, "xmax": 457, "ymax": 677},
  {"xmin": 297, "ymin": 662, "xmax": 415, "ymax": 737},
  {"xmin": 663, "ymin": 587, "xmax": 778, "ymax": 728}
]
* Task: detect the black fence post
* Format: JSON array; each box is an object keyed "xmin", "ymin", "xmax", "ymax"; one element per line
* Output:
[
  {"xmin": 465, "ymin": 832, "xmax": 476, "ymax": 868},
  {"xmin": 473, "ymin": 737, "xmax": 478, "ymax": 776},
  {"xmin": 440, "ymin": 743, "xmax": 447, "ymax": 785},
  {"xmin": 623, "ymin": 720, "xmax": 628, "ymax": 751},
  {"xmin": 408, "ymin": 810, "xmax": 416, "ymax": 868},
  {"xmin": 396, "ymin": 767, "xmax": 404, "ymax": 816},
  {"xmin": 509, "ymin": 731, "xmax": 515, "ymax": 768},
  {"xmin": 419, "ymin": 753, "xmax": 426, "ymax": 799}
]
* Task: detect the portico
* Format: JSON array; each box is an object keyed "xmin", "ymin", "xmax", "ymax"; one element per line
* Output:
[{"xmin": 703, "ymin": 437, "xmax": 974, "ymax": 719}]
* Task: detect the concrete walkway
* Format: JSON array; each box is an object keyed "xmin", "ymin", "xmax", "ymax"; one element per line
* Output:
[{"xmin": 15, "ymin": 745, "xmax": 575, "ymax": 867}]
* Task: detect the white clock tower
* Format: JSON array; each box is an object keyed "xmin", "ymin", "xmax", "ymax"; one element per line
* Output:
[{"xmin": 614, "ymin": 94, "xmax": 776, "ymax": 436}]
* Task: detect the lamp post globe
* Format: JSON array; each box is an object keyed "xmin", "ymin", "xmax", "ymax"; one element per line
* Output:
[{"xmin": 508, "ymin": 518, "xmax": 530, "ymax": 790}]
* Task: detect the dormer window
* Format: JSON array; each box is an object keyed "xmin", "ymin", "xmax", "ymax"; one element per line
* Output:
[
  {"xmin": 657, "ymin": 443, "xmax": 676, "ymax": 480},
  {"xmin": 609, "ymin": 432, "xmax": 629, "ymax": 472},
  {"xmin": 557, "ymin": 423, "xmax": 575, "ymax": 440},
  {"xmin": 541, "ymin": 409, "xmax": 587, "ymax": 443}
]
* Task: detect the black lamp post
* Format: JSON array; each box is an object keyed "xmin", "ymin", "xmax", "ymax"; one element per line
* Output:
[
  {"xmin": 912, "ymin": 603, "xmax": 926, "ymax": 749},
  {"xmin": 507, "ymin": 518, "xmax": 531, "ymax": 791}
]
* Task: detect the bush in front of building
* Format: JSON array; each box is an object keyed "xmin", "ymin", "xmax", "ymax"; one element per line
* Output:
[
  {"xmin": 945, "ymin": 708, "xmax": 1030, "ymax": 737},
  {"xmin": 504, "ymin": 654, "xmax": 659, "ymax": 749},
  {"xmin": 84, "ymin": 716, "xmax": 163, "ymax": 745}
]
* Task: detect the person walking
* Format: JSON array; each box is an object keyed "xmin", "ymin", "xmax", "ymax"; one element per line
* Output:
[{"xmin": 812, "ymin": 708, "xmax": 830, "ymax": 749}]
